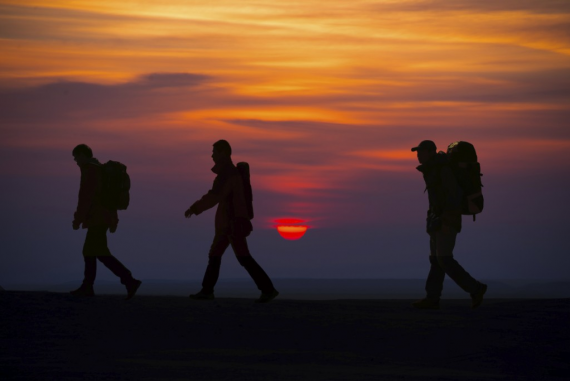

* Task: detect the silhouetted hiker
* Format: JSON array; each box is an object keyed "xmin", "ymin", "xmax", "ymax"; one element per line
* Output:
[
  {"xmin": 411, "ymin": 140, "xmax": 487, "ymax": 309},
  {"xmin": 70, "ymin": 144, "xmax": 141, "ymax": 299},
  {"xmin": 185, "ymin": 140, "xmax": 278, "ymax": 303}
]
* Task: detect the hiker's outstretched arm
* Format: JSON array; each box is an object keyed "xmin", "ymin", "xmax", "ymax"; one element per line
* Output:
[{"xmin": 189, "ymin": 174, "xmax": 231, "ymax": 216}]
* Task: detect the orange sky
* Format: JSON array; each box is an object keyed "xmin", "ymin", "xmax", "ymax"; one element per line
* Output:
[{"xmin": 1, "ymin": 0, "xmax": 569, "ymax": 227}]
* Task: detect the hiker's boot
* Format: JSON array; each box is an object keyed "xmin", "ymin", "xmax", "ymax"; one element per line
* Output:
[
  {"xmin": 70, "ymin": 284, "xmax": 94, "ymax": 297},
  {"xmin": 471, "ymin": 283, "xmax": 487, "ymax": 309},
  {"xmin": 189, "ymin": 290, "xmax": 215, "ymax": 300},
  {"xmin": 255, "ymin": 289, "xmax": 279, "ymax": 303},
  {"xmin": 412, "ymin": 298, "xmax": 440, "ymax": 310},
  {"xmin": 125, "ymin": 279, "xmax": 142, "ymax": 300}
]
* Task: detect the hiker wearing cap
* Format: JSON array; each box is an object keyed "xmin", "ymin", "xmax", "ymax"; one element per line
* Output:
[
  {"xmin": 411, "ymin": 140, "xmax": 487, "ymax": 309},
  {"xmin": 70, "ymin": 144, "xmax": 141, "ymax": 299},
  {"xmin": 184, "ymin": 140, "xmax": 279, "ymax": 303}
]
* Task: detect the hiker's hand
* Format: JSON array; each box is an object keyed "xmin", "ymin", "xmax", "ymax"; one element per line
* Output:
[
  {"xmin": 72, "ymin": 222, "xmax": 80, "ymax": 230},
  {"xmin": 184, "ymin": 208, "xmax": 194, "ymax": 218}
]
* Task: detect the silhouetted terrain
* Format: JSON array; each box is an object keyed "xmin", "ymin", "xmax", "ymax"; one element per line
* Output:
[
  {"xmin": 4, "ymin": 278, "xmax": 570, "ymax": 299},
  {"xmin": 1, "ymin": 291, "xmax": 568, "ymax": 380}
]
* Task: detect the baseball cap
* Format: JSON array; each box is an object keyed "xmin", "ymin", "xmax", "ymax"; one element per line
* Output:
[{"xmin": 411, "ymin": 140, "xmax": 437, "ymax": 152}]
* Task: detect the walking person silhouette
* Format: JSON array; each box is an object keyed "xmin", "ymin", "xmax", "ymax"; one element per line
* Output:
[
  {"xmin": 70, "ymin": 144, "xmax": 141, "ymax": 299},
  {"xmin": 411, "ymin": 140, "xmax": 487, "ymax": 309},
  {"xmin": 185, "ymin": 140, "xmax": 278, "ymax": 303}
]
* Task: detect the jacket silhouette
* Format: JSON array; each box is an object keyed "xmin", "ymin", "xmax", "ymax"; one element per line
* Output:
[
  {"xmin": 73, "ymin": 158, "xmax": 118, "ymax": 231},
  {"xmin": 190, "ymin": 157, "xmax": 249, "ymax": 233},
  {"xmin": 416, "ymin": 152, "xmax": 462, "ymax": 233}
]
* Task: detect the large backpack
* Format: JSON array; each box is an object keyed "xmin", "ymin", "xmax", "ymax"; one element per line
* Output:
[
  {"xmin": 236, "ymin": 162, "xmax": 254, "ymax": 220},
  {"xmin": 229, "ymin": 162, "xmax": 254, "ymax": 238},
  {"xmin": 446, "ymin": 141, "xmax": 484, "ymax": 220},
  {"xmin": 101, "ymin": 160, "xmax": 131, "ymax": 211}
]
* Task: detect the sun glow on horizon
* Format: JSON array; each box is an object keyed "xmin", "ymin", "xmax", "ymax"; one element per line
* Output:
[
  {"xmin": 276, "ymin": 226, "xmax": 308, "ymax": 240},
  {"xmin": 275, "ymin": 218, "xmax": 309, "ymax": 240}
]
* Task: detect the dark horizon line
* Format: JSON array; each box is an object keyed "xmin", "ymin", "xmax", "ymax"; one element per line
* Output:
[{"xmin": 4, "ymin": 277, "xmax": 570, "ymax": 286}]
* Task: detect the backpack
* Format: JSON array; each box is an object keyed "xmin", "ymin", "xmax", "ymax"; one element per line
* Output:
[
  {"xmin": 446, "ymin": 141, "xmax": 484, "ymax": 220},
  {"xmin": 229, "ymin": 162, "xmax": 254, "ymax": 238},
  {"xmin": 236, "ymin": 162, "xmax": 254, "ymax": 220},
  {"xmin": 101, "ymin": 161, "xmax": 131, "ymax": 211}
]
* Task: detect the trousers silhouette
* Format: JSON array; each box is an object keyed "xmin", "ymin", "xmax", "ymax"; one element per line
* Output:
[
  {"xmin": 201, "ymin": 233, "xmax": 275, "ymax": 294},
  {"xmin": 81, "ymin": 225, "xmax": 134, "ymax": 286},
  {"xmin": 425, "ymin": 228, "xmax": 482, "ymax": 299}
]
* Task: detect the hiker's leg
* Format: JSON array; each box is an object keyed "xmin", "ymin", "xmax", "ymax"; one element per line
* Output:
[
  {"xmin": 83, "ymin": 226, "xmax": 111, "ymax": 257},
  {"xmin": 82, "ymin": 226, "xmax": 110, "ymax": 285},
  {"xmin": 83, "ymin": 257, "xmax": 97, "ymax": 286},
  {"xmin": 98, "ymin": 256, "xmax": 135, "ymax": 285},
  {"xmin": 83, "ymin": 225, "xmax": 134, "ymax": 285},
  {"xmin": 435, "ymin": 229, "xmax": 481, "ymax": 295},
  {"xmin": 425, "ymin": 233, "xmax": 445, "ymax": 300},
  {"xmin": 201, "ymin": 233, "xmax": 230, "ymax": 294},
  {"xmin": 232, "ymin": 236, "xmax": 275, "ymax": 294}
]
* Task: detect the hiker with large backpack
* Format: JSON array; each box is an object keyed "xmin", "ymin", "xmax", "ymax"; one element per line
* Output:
[
  {"xmin": 410, "ymin": 140, "xmax": 487, "ymax": 310},
  {"xmin": 184, "ymin": 140, "xmax": 278, "ymax": 303},
  {"xmin": 70, "ymin": 144, "xmax": 141, "ymax": 299}
]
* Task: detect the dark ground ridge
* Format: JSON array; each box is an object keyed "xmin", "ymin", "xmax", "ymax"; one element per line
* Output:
[
  {"xmin": 3, "ymin": 278, "xmax": 570, "ymax": 299},
  {"xmin": 1, "ymin": 291, "xmax": 569, "ymax": 380}
]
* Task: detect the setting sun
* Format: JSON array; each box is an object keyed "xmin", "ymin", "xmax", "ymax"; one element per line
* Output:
[
  {"xmin": 275, "ymin": 219, "xmax": 309, "ymax": 240},
  {"xmin": 277, "ymin": 226, "xmax": 308, "ymax": 240}
]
